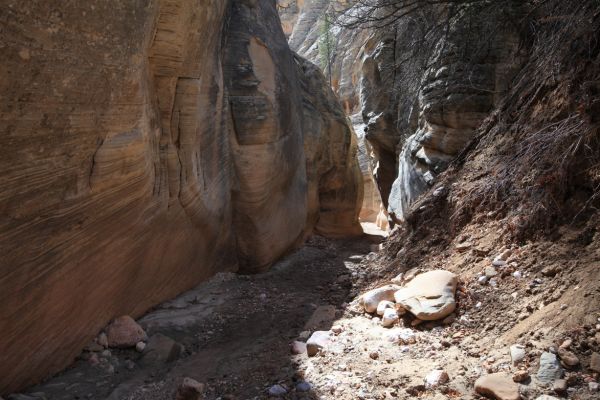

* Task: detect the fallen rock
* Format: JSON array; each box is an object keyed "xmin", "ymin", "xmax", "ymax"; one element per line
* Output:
[
  {"xmin": 590, "ymin": 352, "xmax": 600, "ymax": 372},
  {"xmin": 106, "ymin": 316, "xmax": 147, "ymax": 348},
  {"xmin": 474, "ymin": 373, "xmax": 520, "ymax": 400},
  {"xmin": 141, "ymin": 334, "xmax": 184, "ymax": 365},
  {"xmin": 97, "ymin": 332, "xmax": 108, "ymax": 348},
  {"xmin": 537, "ymin": 352, "xmax": 563, "ymax": 384},
  {"xmin": 360, "ymin": 285, "xmax": 401, "ymax": 313},
  {"xmin": 553, "ymin": 379, "xmax": 567, "ymax": 394},
  {"xmin": 290, "ymin": 341, "xmax": 307, "ymax": 355},
  {"xmin": 135, "ymin": 341, "xmax": 146, "ymax": 353},
  {"xmin": 268, "ymin": 384, "xmax": 287, "ymax": 397},
  {"xmin": 306, "ymin": 331, "xmax": 331, "ymax": 356},
  {"xmin": 296, "ymin": 381, "xmax": 311, "ymax": 392},
  {"xmin": 425, "ymin": 369, "xmax": 449, "ymax": 389},
  {"xmin": 557, "ymin": 347, "xmax": 579, "ymax": 367},
  {"xmin": 510, "ymin": 344, "xmax": 526, "ymax": 366},
  {"xmin": 485, "ymin": 267, "xmax": 498, "ymax": 278},
  {"xmin": 376, "ymin": 300, "xmax": 395, "ymax": 316},
  {"xmin": 385, "ymin": 328, "xmax": 416, "ymax": 344},
  {"xmin": 394, "ymin": 270, "xmax": 458, "ymax": 320},
  {"xmin": 512, "ymin": 370, "xmax": 529, "ymax": 383},
  {"xmin": 176, "ymin": 378, "xmax": 204, "ymax": 400},
  {"xmin": 382, "ymin": 308, "xmax": 399, "ymax": 327}
]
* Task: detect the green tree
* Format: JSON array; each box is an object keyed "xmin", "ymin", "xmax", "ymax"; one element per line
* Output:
[{"xmin": 318, "ymin": 13, "xmax": 335, "ymax": 87}]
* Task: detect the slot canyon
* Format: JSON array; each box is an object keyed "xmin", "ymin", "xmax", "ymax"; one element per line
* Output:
[{"xmin": 1, "ymin": 1, "xmax": 599, "ymax": 399}]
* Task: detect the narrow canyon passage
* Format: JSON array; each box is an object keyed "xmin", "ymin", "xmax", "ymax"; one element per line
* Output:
[
  {"xmin": 24, "ymin": 235, "xmax": 382, "ymax": 400},
  {"xmin": 2, "ymin": 1, "xmax": 600, "ymax": 400}
]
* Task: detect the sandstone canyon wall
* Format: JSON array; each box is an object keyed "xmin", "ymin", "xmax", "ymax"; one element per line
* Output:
[
  {"xmin": 0, "ymin": 0, "xmax": 361, "ymax": 393},
  {"xmin": 284, "ymin": 1, "xmax": 525, "ymax": 225}
]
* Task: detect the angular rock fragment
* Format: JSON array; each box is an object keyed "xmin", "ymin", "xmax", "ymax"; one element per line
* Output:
[
  {"xmin": 537, "ymin": 352, "xmax": 563, "ymax": 384},
  {"xmin": 176, "ymin": 378, "xmax": 204, "ymax": 400},
  {"xmin": 475, "ymin": 373, "xmax": 520, "ymax": 400},
  {"xmin": 394, "ymin": 270, "xmax": 458, "ymax": 320},
  {"xmin": 141, "ymin": 334, "xmax": 184, "ymax": 365},
  {"xmin": 306, "ymin": 331, "xmax": 331, "ymax": 356}
]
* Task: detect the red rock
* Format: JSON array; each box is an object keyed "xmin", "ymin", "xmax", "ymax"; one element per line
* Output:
[
  {"xmin": 475, "ymin": 373, "xmax": 520, "ymax": 400},
  {"xmin": 106, "ymin": 316, "xmax": 147, "ymax": 348},
  {"xmin": 176, "ymin": 377, "xmax": 205, "ymax": 400}
]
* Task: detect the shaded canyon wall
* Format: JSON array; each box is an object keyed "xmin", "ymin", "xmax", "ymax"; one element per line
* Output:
[
  {"xmin": 282, "ymin": 1, "xmax": 525, "ymax": 225},
  {"xmin": 0, "ymin": 0, "xmax": 361, "ymax": 393}
]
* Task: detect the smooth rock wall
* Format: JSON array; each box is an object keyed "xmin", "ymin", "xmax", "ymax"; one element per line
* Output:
[{"xmin": 0, "ymin": 0, "xmax": 362, "ymax": 393}]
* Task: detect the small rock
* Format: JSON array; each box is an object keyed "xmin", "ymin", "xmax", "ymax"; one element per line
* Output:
[
  {"xmin": 176, "ymin": 378, "xmax": 204, "ymax": 400},
  {"xmin": 590, "ymin": 352, "xmax": 600, "ymax": 372},
  {"xmin": 541, "ymin": 265, "xmax": 558, "ymax": 277},
  {"xmin": 492, "ymin": 259, "xmax": 507, "ymax": 267},
  {"xmin": 369, "ymin": 351, "xmax": 379, "ymax": 360},
  {"xmin": 553, "ymin": 379, "xmax": 567, "ymax": 394},
  {"xmin": 135, "ymin": 341, "xmax": 146, "ymax": 353},
  {"xmin": 425, "ymin": 369, "xmax": 449, "ymax": 389},
  {"xmin": 456, "ymin": 242, "xmax": 473, "ymax": 252},
  {"xmin": 537, "ymin": 352, "xmax": 564, "ymax": 384},
  {"xmin": 97, "ymin": 333, "xmax": 108, "ymax": 348},
  {"xmin": 589, "ymin": 382, "xmax": 599, "ymax": 392},
  {"xmin": 390, "ymin": 273, "xmax": 404, "ymax": 284},
  {"xmin": 360, "ymin": 285, "xmax": 401, "ymax": 313},
  {"xmin": 106, "ymin": 316, "xmax": 147, "ymax": 348},
  {"xmin": 557, "ymin": 347, "xmax": 579, "ymax": 367},
  {"xmin": 485, "ymin": 267, "xmax": 498, "ymax": 278},
  {"xmin": 296, "ymin": 382, "xmax": 311, "ymax": 392},
  {"xmin": 559, "ymin": 339, "xmax": 572, "ymax": 349},
  {"xmin": 512, "ymin": 370, "xmax": 529, "ymax": 382},
  {"xmin": 510, "ymin": 344, "xmax": 526, "ymax": 366},
  {"xmin": 478, "ymin": 276, "xmax": 488, "ymax": 285},
  {"xmin": 498, "ymin": 249, "xmax": 512, "ymax": 261},
  {"xmin": 268, "ymin": 384, "xmax": 287, "ymax": 397},
  {"xmin": 306, "ymin": 331, "xmax": 330, "ymax": 356},
  {"xmin": 385, "ymin": 328, "xmax": 416, "ymax": 344},
  {"xmin": 376, "ymin": 300, "xmax": 395, "ymax": 316},
  {"xmin": 331, "ymin": 325, "xmax": 343, "ymax": 334},
  {"xmin": 513, "ymin": 271, "xmax": 522, "ymax": 279},
  {"xmin": 124, "ymin": 360, "xmax": 135, "ymax": 370},
  {"xmin": 475, "ymin": 373, "xmax": 520, "ymax": 400},
  {"xmin": 382, "ymin": 308, "xmax": 399, "ymax": 327},
  {"xmin": 291, "ymin": 341, "xmax": 307, "ymax": 355},
  {"xmin": 141, "ymin": 334, "xmax": 184, "ymax": 365}
]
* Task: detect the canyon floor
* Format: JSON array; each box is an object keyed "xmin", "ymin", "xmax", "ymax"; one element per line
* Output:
[{"xmin": 14, "ymin": 223, "xmax": 600, "ymax": 400}]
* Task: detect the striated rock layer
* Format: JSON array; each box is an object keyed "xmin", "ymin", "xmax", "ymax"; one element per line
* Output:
[{"xmin": 0, "ymin": 0, "xmax": 361, "ymax": 393}]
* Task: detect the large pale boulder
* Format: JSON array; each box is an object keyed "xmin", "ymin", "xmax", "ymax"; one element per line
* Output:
[{"xmin": 394, "ymin": 270, "xmax": 458, "ymax": 321}]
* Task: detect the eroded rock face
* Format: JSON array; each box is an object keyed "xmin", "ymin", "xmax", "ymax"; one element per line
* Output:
[
  {"xmin": 0, "ymin": 0, "xmax": 361, "ymax": 393},
  {"xmin": 295, "ymin": 56, "xmax": 363, "ymax": 237},
  {"xmin": 282, "ymin": 1, "xmax": 526, "ymax": 224}
]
